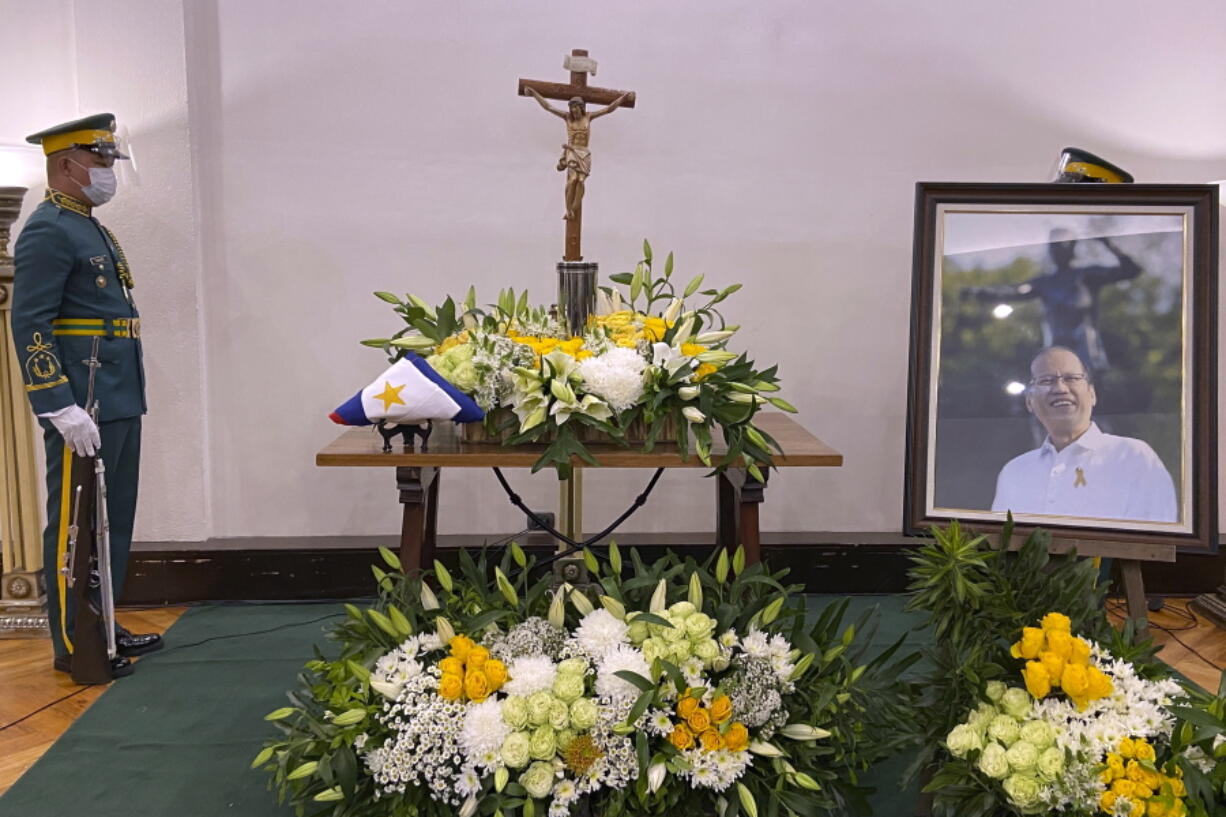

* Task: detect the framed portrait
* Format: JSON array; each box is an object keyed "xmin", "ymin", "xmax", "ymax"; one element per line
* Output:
[{"xmin": 904, "ymin": 183, "xmax": 1218, "ymax": 553}]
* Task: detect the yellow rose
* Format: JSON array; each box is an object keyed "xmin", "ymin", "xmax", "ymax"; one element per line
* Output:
[
  {"xmin": 725, "ymin": 722, "xmax": 750, "ymax": 752},
  {"xmin": 1111, "ymin": 778, "xmax": 1136, "ymax": 798},
  {"xmin": 1106, "ymin": 754, "xmax": 1125, "ymax": 780},
  {"xmin": 439, "ymin": 673, "xmax": 464, "ymax": 701},
  {"xmin": 439, "ymin": 657, "xmax": 464, "ymax": 676},
  {"xmin": 709, "ymin": 695, "xmax": 733, "ymax": 724},
  {"xmin": 1129, "ymin": 800, "xmax": 1145, "ymax": 817},
  {"xmin": 465, "ymin": 670, "xmax": 490, "ymax": 702},
  {"xmin": 1148, "ymin": 801, "xmax": 1172, "ymax": 817},
  {"xmin": 1169, "ymin": 776, "xmax": 1186, "ymax": 797},
  {"xmin": 1133, "ymin": 739, "xmax": 1156, "ymax": 763},
  {"xmin": 668, "ymin": 724, "xmax": 695, "ymax": 751},
  {"xmin": 699, "ymin": 729, "xmax": 725, "ymax": 752},
  {"xmin": 1062, "ymin": 663, "xmax": 1089, "ymax": 700},
  {"xmin": 686, "ymin": 708, "xmax": 712, "ymax": 734},
  {"xmin": 1038, "ymin": 651, "xmax": 1066, "ymax": 688},
  {"xmin": 1069, "ymin": 637, "xmax": 1092, "ymax": 666},
  {"xmin": 1086, "ymin": 667, "xmax": 1113, "ymax": 701},
  {"xmin": 1040, "ymin": 612, "xmax": 1071, "ymax": 632},
  {"xmin": 1118, "ymin": 737, "xmax": 1136, "ymax": 758},
  {"xmin": 1099, "ymin": 792, "xmax": 1118, "ymax": 813},
  {"xmin": 1044, "ymin": 629, "xmax": 1072, "ymax": 660},
  {"xmin": 1011, "ymin": 627, "xmax": 1045, "ymax": 660},
  {"xmin": 484, "ymin": 659, "xmax": 508, "ymax": 688},
  {"xmin": 450, "ymin": 635, "xmax": 475, "ymax": 662},
  {"xmin": 1022, "ymin": 661, "xmax": 1051, "ymax": 699},
  {"xmin": 467, "ymin": 646, "xmax": 490, "ymax": 669},
  {"xmin": 677, "ymin": 696, "xmax": 700, "ymax": 720}
]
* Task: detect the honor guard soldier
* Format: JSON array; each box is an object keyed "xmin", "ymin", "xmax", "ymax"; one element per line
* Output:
[{"xmin": 12, "ymin": 113, "xmax": 162, "ymax": 676}]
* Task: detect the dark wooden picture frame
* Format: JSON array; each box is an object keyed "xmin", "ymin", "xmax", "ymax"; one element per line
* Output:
[{"xmin": 904, "ymin": 182, "xmax": 1218, "ymax": 556}]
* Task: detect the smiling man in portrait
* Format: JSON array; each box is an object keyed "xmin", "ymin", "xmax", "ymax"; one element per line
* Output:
[{"xmin": 991, "ymin": 346, "xmax": 1178, "ymax": 523}]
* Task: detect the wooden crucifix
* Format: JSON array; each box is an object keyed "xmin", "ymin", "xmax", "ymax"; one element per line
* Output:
[{"xmin": 519, "ymin": 49, "xmax": 636, "ymax": 261}]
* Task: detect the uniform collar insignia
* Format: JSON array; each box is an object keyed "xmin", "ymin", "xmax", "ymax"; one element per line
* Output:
[{"xmin": 45, "ymin": 188, "xmax": 92, "ymax": 217}]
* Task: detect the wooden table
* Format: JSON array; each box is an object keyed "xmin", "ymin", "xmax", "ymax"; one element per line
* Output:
[{"xmin": 316, "ymin": 413, "xmax": 842, "ymax": 570}]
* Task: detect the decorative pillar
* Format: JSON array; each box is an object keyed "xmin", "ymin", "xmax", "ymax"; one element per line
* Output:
[{"xmin": 0, "ymin": 185, "xmax": 48, "ymax": 638}]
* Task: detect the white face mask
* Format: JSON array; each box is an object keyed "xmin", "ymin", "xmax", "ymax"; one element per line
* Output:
[{"xmin": 69, "ymin": 159, "xmax": 118, "ymax": 206}]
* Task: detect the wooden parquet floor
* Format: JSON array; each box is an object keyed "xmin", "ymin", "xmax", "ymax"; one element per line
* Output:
[
  {"xmin": 0, "ymin": 607, "xmax": 185, "ymax": 796},
  {"xmin": 0, "ymin": 600, "xmax": 1223, "ymax": 797}
]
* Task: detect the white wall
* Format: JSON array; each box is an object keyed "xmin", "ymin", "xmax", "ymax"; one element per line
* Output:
[{"xmin": 5, "ymin": 0, "xmax": 1226, "ymax": 542}]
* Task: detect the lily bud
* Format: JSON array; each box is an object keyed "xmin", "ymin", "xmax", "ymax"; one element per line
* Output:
[
  {"xmin": 550, "ymin": 379, "xmax": 576, "ymax": 404},
  {"xmin": 695, "ymin": 349, "xmax": 738, "ymax": 365},
  {"xmin": 389, "ymin": 334, "xmax": 438, "ymax": 351},
  {"xmin": 649, "ymin": 579, "xmax": 668, "ymax": 613},
  {"xmin": 406, "ymin": 294, "xmax": 437, "ymax": 319},
  {"xmin": 749, "ymin": 741, "xmax": 784, "ymax": 757},
  {"xmin": 695, "ymin": 329, "xmax": 736, "ymax": 344},
  {"xmin": 495, "ymin": 766, "xmax": 509, "ymax": 792},
  {"xmin": 736, "ymin": 782, "xmax": 759, "ymax": 817},
  {"xmin": 313, "ymin": 787, "xmax": 344, "ymax": 802},
  {"xmin": 331, "ymin": 708, "xmax": 366, "ymax": 727},
  {"xmin": 682, "ymin": 406, "xmax": 706, "ymax": 424},
  {"xmin": 419, "ymin": 582, "xmax": 440, "ymax": 610},
  {"xmin": 677, "ymin": 385, "xmax": 700, "ymax": 401},
  {"xmin": 600, "ymin": 595, "xmax": 627, "ymax": 620},
  {"xmin": 548, "ymin": 589, "xmax": 566, "ymax": 628},
  {"xmin": 648, "ymin": 762, "xmax": 667, "ymax": 793},
  {"xmin": 688, "ymin": 572, "xmax": 703, "ymax": 607},
  {"xmin": 460, "ymin": 796, "xmax": 479, "ymax": 817},
  {"xmin": 570, "ymin": 589, "xmax": 595, "ymax": 616},
  {"xmin": 662, "ymin": 297, "xmax": 683, "ymax": 323},
  {"xmin": 793, "ymin": 772, "xmax": 822, "ymax": 791},
  {"xmin": 779, "ymin": 724, "xmax": 832, "ymax": 741},
  {"xmin": 435, "ymin": 616, "xmax": 455, "ymax": 644}
]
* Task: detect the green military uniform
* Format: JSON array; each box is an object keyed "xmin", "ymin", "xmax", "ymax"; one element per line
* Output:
[{"xmin": 11, "ymin": 114, "xmax": 146, "ymax": 660}]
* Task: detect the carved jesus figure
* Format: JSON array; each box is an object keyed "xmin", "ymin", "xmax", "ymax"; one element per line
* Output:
[{"xmin": 526, "ymin": 88, "xmax": 631, "ymax": 220}]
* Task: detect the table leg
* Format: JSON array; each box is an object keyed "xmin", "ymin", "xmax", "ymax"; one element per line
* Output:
[
  {"xmin": 396, "ymin": 466, "xmax": 437, "ymax": 572},
  {"xmin": 716, "ymin": 469, "xmax": 767, "ymax": 565},
  {"xmin": 738, "ymin": 471, "xmax": 766, "ymax": 566},
  {"xmin": 716, "ymin": 471, "xmax": 739, "ymax": 549}
]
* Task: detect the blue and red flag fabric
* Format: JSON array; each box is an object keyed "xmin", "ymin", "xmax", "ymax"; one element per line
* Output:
[{"xmin": 330, "ymin": 353, "xmax": 483, "ymax": 426}]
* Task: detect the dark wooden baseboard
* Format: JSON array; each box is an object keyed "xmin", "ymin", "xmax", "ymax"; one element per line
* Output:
[{"xmin": 120, "ymin": 532, "xmax": 1225, "ymax": 605}]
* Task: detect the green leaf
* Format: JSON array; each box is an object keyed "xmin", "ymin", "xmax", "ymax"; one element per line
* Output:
[
  {"xmin": 684, "ymin": 274, "xmax": 705, "ymax": 298},
  {"xmin": 614, "ymin": 670, "xmax": 656, "ymax": 693},
  {"xmin": 625, "ymin": 687, "xmax": 654, "ymax": 726}
]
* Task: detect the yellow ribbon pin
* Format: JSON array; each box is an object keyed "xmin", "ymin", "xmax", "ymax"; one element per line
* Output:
[{"xmin": 1074, "ymin": 467, "xmax": 1087, "ymax": 488}]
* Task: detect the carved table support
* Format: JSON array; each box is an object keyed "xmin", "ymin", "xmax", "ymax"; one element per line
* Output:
[
  {"xmin": 715, "ymin": 468, "xmax": 768, "ymax": 566},
  {"xmin": 396, "ymin": 466, "xmax": 439, "ymax": 572}
]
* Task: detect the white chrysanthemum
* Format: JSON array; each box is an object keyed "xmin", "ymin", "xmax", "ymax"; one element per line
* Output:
[
  {"xmin": 456, "ymin": 766, "xmax": 482, "ymax": 797},
  {"xmin": 739, "ymin": 628, "xmax": 770, "ymax": 658},
  {"xmin": 574, "ymin": 609, "xmax": 630, "ymax": 659},
  {"xmin": 596, "ymin": 645, "xmax": 651, "ymax": 700},
  {"xmin": 578, "ymin": 347, "xmax": 646, "ymax": 412},
  {"xmin": 460, "ymin": 698, "xmax": 513, "ymax": 771},
  {"xmin": 503, "ymin": 655, "xmax": 558, "ymax": 696}
]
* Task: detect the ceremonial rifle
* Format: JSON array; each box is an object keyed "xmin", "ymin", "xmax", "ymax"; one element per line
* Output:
[{"xmin": 61, "ymin": 337, "xmax": 118, "ymax": 683}]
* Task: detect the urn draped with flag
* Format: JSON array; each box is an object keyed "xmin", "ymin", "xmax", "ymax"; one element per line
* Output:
[{"xmin": 330, "ymin": 354, "xmax": 484, "ymax": 427}]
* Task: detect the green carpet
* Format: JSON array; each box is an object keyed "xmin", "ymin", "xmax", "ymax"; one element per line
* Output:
[{"xmin": 1, "ymin": 597, "xmax": 929, "ymax": 817}]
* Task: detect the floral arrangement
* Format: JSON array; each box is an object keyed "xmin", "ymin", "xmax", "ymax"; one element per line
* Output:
[
  {"xmin": 254, "ymin": 545, "xmax": 915, "ymax": 816},
  {"xmin": 360, "ymin": 241, "xmax": 795, "ymax": 477},
  {"xmin": 906, "ymin": 520, "xmax": 1226, "ymax": 817}
]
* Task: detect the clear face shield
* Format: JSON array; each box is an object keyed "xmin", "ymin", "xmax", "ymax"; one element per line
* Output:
[{"xmin": 110, "ymin": 125, "xmax": 140, "ymax": 188}]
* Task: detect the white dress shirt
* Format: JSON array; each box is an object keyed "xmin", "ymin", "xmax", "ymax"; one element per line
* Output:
[{"xmin": 991, "ymin": 423, "xmax": 1178, "ymax": 523}]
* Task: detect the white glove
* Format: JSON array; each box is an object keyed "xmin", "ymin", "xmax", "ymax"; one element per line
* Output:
[{"xmin": 40, "ymin": 405, "xmax": 101, "ymax": 457}]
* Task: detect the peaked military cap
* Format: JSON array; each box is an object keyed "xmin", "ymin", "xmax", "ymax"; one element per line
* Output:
[
  {"xmin": 25, "ymin": 113, "xmax": 129, "ymax": 159},
  {"xmin": 1053, "ymin": 147, "xmax": 1132, "ymax": 183}
]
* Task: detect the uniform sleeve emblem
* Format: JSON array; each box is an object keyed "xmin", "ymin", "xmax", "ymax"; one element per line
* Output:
[{"xmin": 24, "ymin": 332, "xmax": 62, "ymax": 382}]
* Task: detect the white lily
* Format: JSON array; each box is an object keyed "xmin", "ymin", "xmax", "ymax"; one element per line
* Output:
[
  {"xmin": 543, "ymin": 349, "xmax": 580, "ymax": 382},
  {"xmin": 651, "ymin": 343, "xmax": 691, "ymax": 377},
  {"xmin": 551, "ymin": 394, "xmax": 611, "ymax": 425},
  {"xmin": 595, "ymin": 289, "xmax": 617, "ymax": 316}
]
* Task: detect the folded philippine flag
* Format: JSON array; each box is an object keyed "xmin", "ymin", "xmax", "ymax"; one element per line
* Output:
[{"xmin": 329, "ymin": 354, "xmax": 484, "ymax": 426}]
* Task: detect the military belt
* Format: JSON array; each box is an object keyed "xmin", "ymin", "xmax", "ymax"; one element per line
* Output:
[{"xmin": 50, "ymin": 317, "xmax": 141, "ymax": 339}]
